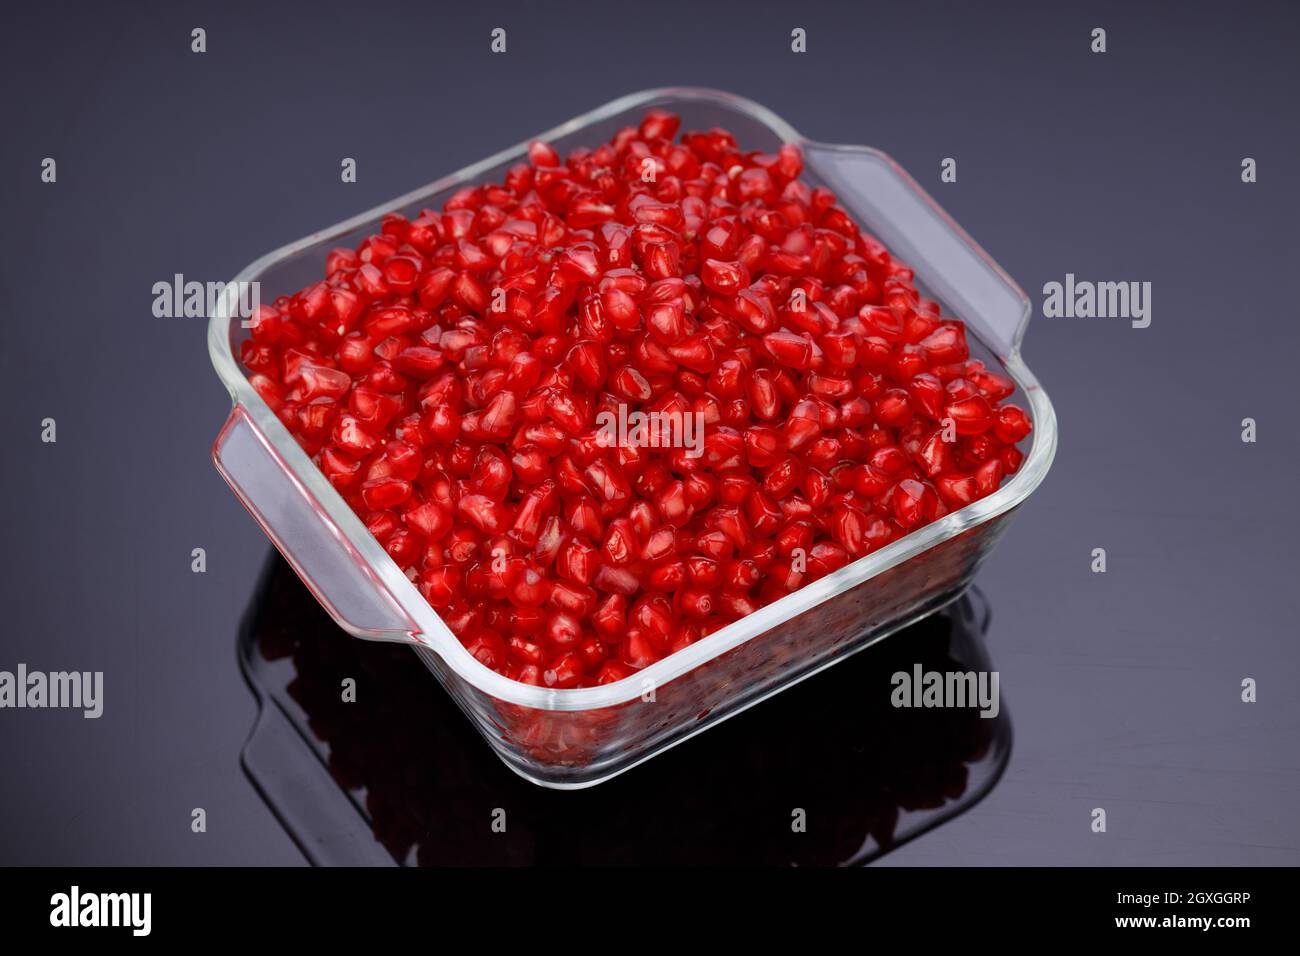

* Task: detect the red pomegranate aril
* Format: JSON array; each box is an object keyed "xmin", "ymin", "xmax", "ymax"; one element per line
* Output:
[
  {"xmin": 945, "ymin": 394, "xmax": 995, "ymax": 435},
  {"xmin": 354, "ymin": 262, "xmax": 388, "ymax": 297},
  {"xmin": 383, "ymin": 439, "xmax": 420, "ymax": 480},
  {"xmin": 385, "ymin": 529, "xmax": 422, "ymax": 568},
  {"xmin": 610, "ymin": 365, "xmax": 653, "ymax": 402},
  {"xmin": 763, "ymin": 330, "xmax": 813, "ymax": 370},
  {"xmin": 539, "ymin": 609, "xmax": 580, "ymax": 651},
  {"xmin": 830, "ymin": 504, "xmax": 869, "ymax": 555},
  {"xmin": 556, "ymin": 536, "xmax": 597, "ymax": 585},
  {"xmin": 919, "ymin": 324, "xmax": 968, "ymax": 364},
  {"xmin": 975, "ymin": 458, "xmax": 1006, "ymax": 496},
  {"xmin": 566, "ymin": 340, "xmax": 607, "ymax": 390},
  {"xmin": 859, "ymin": 304, "xmax": 904, "ymax": 341},
  {"xmin": 874, "ymin": 389, "xmax": 912, "ymax": 428},
  {"xmin": 806, "ymin": 542, "xmax": 850, "ymax": 578},
  {"xmin": 680, "ymin": 588, "xmax": 715, "ymax": 620},
  {"xmin": 869, "ymin": 444, "xmax": 908, "ymax": 476},
  {"xmin": 549, "ymin": 580, "xmax": 597, "ymax": 618},
  {"xmin": 594, "ymin": 563, "xmax": 639, "ymax": 595},
  {"xmin": 478, "ymin": 390, "xmax": 519, "ymax": 439},
  {"xmin": 364, "ymin": 361, "xmax": 407, "ymax": 394},
  {"xmin": 747, "ymin": 369, "xmax": 781, "ymax": 420},
  {"xmin": 600, "ymin": 517, "xmax": 636, "ymax": 566},
  {"xmin": 585, "ymin": 458, "xmax": 632, "ymax": 510},
  {"xmin": 505, "ymin": 562, "xmax": 552, "ymax": 608},
  {"xmin": 405, "ymin": 501, "xmax": 450, "ymax": 540},
  {"xmin": 418, "ymin": 566, "xmax": 461, "ymax": 608},
  {"xmin": 892, "ymin": 478, "xmax": 939, "ymax": 528},
  {"xmin": 542, "ymin": 651, "xmax": 585, "ymax": 688},
  {"xmin": 993, "ymin": 404, "xmax": 1032, "ymax": 444},
  {"xmin": 936, "ymin": 473, "xmax": 979, "ymax": 508},
  {"xmin": 970, "ymin": 366, "xmax": 1016, "ymax": 401},
  {"xmin": 913, "ymin": 429, "xmax": 954, "ymax": 477},
  {"xmin": 509, "ymin": 487, "xmax": 548, "ymax": 546},
  {"xmin": 645, "ymin": 560, "xmax": 687, "ymax": 592},
  {"xmin": 901, "ymin": 377, "xmax": 943, "ymax": 427},
  {"xmin": 1002, "ymin": 444, "xmax": 1025, "ymax": 474},
  {"xmin": 332, "ymin": 415, "xmax": 381, "ymax": 457},
  {"xmin": 943, "ymin": 376, "xmax": 982, "ymax": 403},
  {"xmin": 393, "ymin": 346, "xmax": 444, "ymax": 380},
  {"xmin": 508, "ymin": 635, "xmax": 545, "ymax": 666},
  {"xmin": 700, "ymin": 258, "xmax": 750, "ymax": 295},
  {"xmin": 457, "ymin": 494, "xmax": 507, "ymax": 533},
  {"xmin": 298, "ymin": 363, "xmax": 351, "ymax": 401}
]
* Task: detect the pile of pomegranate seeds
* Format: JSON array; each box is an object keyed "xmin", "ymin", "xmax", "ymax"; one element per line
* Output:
[{"xmin": 241, "ymin": 109, "xmax": 1031, "ymax": 690}]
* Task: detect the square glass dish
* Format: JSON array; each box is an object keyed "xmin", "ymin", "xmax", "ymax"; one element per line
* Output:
[{"xmin": 209, "ymin": 87, "xmax": 1057, "ymax": 789}]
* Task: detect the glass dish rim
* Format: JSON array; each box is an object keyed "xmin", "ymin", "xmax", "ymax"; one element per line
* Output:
[{"xmin": 208, "ymin": 85, "xmax": 1058, "ymax": 712}]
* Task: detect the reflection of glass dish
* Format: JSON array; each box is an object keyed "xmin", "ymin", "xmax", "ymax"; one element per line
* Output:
[{"xmin": 239, "ymin": 553, "xmax": 1011, "ymax": 866}]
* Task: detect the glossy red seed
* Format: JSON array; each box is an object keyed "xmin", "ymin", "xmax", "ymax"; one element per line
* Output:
[
  {"xmin": 298, "ymin": 363, "xmax": 351, "ymax": 401},
  {"xmin": 975, "ymin": 458, "xmax": 1005, "ymax": 496},
  {"xmin": 945, "ymin": 394, "xmax": 995, "ymax": 435},
  {"xmin": 544, "ymin": 651, "xmax": 587, "ymax": 688},
  {"xmin": 806, "ymin": 542, "xmax": 850, "ymax": 577},
  {"xmin": 700, "ymin": 259, "xmax": 750, "ymax": 295},
  {"xmin": 549, "ymin": 580, "xmax": 597, "ymax": 618},
  {"xmin": 457, "ymin": 494, "xmax": 507, "ymax": 533},
  {"xmin": 544, "ymin": 610, "xmax": 582, "ymax": 648},
  {"xmin": 1002, "ymin": 444, "xmax": 1025, "ymax": 474},
  {"xmin": 936, "ymin": 473, "xmax": 979, "ymax": 508},
  {"xmin": 919, "ymin": 324, "xmax": 968, "ymax": 364},
  {"xmin": 418, "ymin": 566, "xmax": 461, "ymax": 608},
  {"xmin": 874, "ymin": 388, "xmax": 912, "ymax": 427},
  {"xmin": 594, "ymin": 563, "xmax": 639, "ymax": 595},
  {"xmin": 405, "ymin": 501, "xmax": 451, "ymax": 539},
  {"xmin": 505, "ymin": 562, "xmax": 552, "ymax": 608},
  {"xmin": 993, "ymin": 404, "xmax": 1032, "ymax": 444},
  {"xmin": 892, "ymin": 479, "xmax": 939, "ymax": 528},
  {"xmin": 908, "ymin": 373, "xmax": 946, "ymax": 421},
  {"xmin": 762, "ymin": 330, "xmax": 813, "ymax": 370}
]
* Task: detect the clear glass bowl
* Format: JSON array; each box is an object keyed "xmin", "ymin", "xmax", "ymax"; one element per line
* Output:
[{"xmin": 209, "ymin": 87, "xmax": 1057, "ymax": 789}]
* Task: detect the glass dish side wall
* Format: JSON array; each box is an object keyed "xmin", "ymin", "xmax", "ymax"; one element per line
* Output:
[{"xmin": 426, "ymin": 512, "xmax": 1016, "ymax": 787}]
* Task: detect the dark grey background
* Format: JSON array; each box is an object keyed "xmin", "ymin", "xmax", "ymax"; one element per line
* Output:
[{"xmin": 1, "ymin": 0, "xmax": 1297, "ymax": 865}]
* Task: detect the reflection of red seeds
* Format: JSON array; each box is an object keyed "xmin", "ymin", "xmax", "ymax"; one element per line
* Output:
[{"xmin": 242, "ymin": 110, "xmax": 1031, "ymax": 689}]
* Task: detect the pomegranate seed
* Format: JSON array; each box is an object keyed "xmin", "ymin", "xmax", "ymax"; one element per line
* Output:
[
  {"xmin": 700, "ymin": 259, "xmax": 750, "ymax": 295},
  {"xmin": 945, "ymin": 394, "xmax": 995, "ymax": 435},
  {"xmin": 457, "ymin": 494, "xmax": 507, "ymax": 533},
  {"xmin": 400, "ymin": 499, "xmax": 445, "ymax": 536},
  {"xmin": 418, "ymin": 566, "xmax": 461, "ymax": 608},
  {"xmin": 993, "ymin": 404, "xmax": 1032, "ymax": 444},
  {"xmin": 762, "ymin": 330, "xmax": 813, "ymax": 370},
  {"xmin": 505, "ymin": 562, "xmax": 552, "ymax": 608},
  {"xmin": 892, "ymin": 479, "xmax": 939, "ymax": 528}
]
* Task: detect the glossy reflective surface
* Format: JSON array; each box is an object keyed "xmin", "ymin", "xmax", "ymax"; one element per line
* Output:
[{"xmin": 241, "ymin": 554, "xmax": 1010, "ymax": 865}]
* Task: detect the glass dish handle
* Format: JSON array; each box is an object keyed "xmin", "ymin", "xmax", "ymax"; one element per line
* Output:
[
  {"xmin": 802, "ymin": 141, "xmax": 1033, "ymax": 361},
  {"xmin": 213, "ymin": 405, "xmax": 418, "ymax": 643}
]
